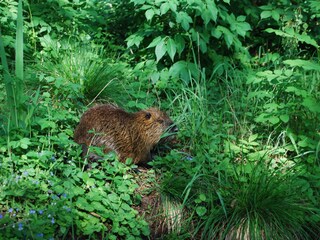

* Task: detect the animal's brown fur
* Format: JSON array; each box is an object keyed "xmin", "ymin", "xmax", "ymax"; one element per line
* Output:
[{"xmin": 74, "ymin": 104, "xmax": 177, "ymax": 164}]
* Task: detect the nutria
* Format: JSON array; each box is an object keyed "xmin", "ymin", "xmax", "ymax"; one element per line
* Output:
[{"xmin": 74, "ymin": 104, "xmax": 177, "ymax": 165}]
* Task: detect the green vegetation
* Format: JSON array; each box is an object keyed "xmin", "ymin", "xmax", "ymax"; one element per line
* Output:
[{"xmin": 0, "ymin": 0, "xmax": 319, "ymax": 239}]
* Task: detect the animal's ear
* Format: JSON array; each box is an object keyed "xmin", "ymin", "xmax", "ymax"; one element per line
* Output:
[{"xmin": 145, "ymin": 112, "xmax": 152, "ymax": 120}]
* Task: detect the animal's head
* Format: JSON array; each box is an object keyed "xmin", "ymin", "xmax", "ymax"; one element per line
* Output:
[{"xmin": 136, "ymin": 107, "xmax": 178, "ymax": 146}]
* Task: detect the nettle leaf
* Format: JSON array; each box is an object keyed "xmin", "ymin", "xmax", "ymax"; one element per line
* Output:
[
  {"xmin": 160, "ymin": 2, "xmax": 170, "ymax": 15},
  {"xmin": 302, "ymin": 97, "xmax": 320, "ymax": 113},
  {"xmin": 126, "ymin": 34, "xmax": 144, "ymax": 48},
  {"xmin": 220, "ymin": 26, "xmax": 234, "ymax": 47},
  {"xmin": 155, "ymin": 38, "xmax": 166, "ymax": 62},
  {"xmin": 280, "ymin": 114, "xmax": 290, "ymax": 123},
  {"xmin": 145, "ymin": 8, "xmax": 155, "ymax": 21},
  {"xmin": 174, "ymin": 34, "xmax": 185, "ymax": 55},
  {"xmin": 261, "ymin": 10, "xmax": 272, "ymax": 19},
  {"xmin": 168, "ymin": 1, "xmax": 177, "ymax": 12},
  {"xmin": 201, "ymin": 9, "xmax": 211, "ymax": 25},
  {"xmin": 147, "ymin": 36, "xmax": 162, "ymax": 48},
  {"xmin": 166, "ymin": 37, "xmax": 177, "ymax": 61},
  {"xmin": 206, "ymin": 1, "xmax": 217, "ymax": 22},
  {"xmin": 283, "ymin": 59, "xmax": 320, "ymax": 71},
  {"xmin": 271, "ymin": 9, "xmax": 281, "ymax": 21},
  {"xmin": 285, "ymin": 86, "xmax": 307, "ymax": 98},
  {"xmin": 176, "ymin": 11, "xmax": 193, "ymax": 31},
  {"xmin": 268, "ymin": 116, "xmax": 280, "ymax": 124}
]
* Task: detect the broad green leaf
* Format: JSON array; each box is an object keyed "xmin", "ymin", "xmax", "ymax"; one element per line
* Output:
[
  {"xmin": 166, "ymin": 37, "xmax": 176, "ymax": 61},
  {"xmin": 168, "ymin": 1, "xmax": 177, "ymax": 12},
  {"xmin": 271, "ymin": 10, "xmax": 280, "ymax": 21},
  {"xmin": 160, "ymin": 2, "xmax": 170, "ymax": 15},
  {"xmin": 248, "ymin": 134, "xmax": 258, "ymax": 142},
  {"xmin": 285, "ymin": 86, "xmax": 307, "ymax": 97},
  {"xmin": 280, "ymin": 114, "xmax": 289, "ymax": 123},
  {"xmin": 235, "ymin": 21, "xmax": 251, "ymax": 37},
  {"xmin": 147, "ymin": 36, "xmax": 162, "ymax": 48},
  {"xmin": 222, "ymin": 28, "xmax": 233, "ymax": 47},
  {"xmin": 265, "ymin": 28, "xmax": 319, "ymax": 48},
  {"xmin": 206, "ymin": 0, "xmax": 218, "ymax": 22},
  {"xmin": 91, "ymin": 201, "xmax": 106, "ymax": 211},
  {"xmin": 211, "ymin": 27, "xmax": 222, "ymax": 39},
  {"xmin": 283, "ymin": 59, "xmax": 320, "ymax": 71},
  {"xmin": 174, "ymin": 34, "xmax": 185, "ymax": 55},
  {"xmin": 155, "ymin": 39, "xmax": 166, "ymax": 62},
  {"xmin": 145, "ymin": 8, "xmax": 155, "ymax": 21},
  {"xmin": 261, "ymin": 11, "xmax": 272, "ymax": 19},
  {"xmin": 268, "ymin": 116, "xmax": 280, "ymax": 124},
  {"xmin": 196, "ymin": 206, "xmax": 207, "ymax": 216},
  {"xmin": 126, "ymin": 34, "xmax": 143, "ymax": 48},
  {"xmin": 176, "ymin": 11, "xmax": 192, "ymax": 31},
  {"xmin": 302, "ymin": 97, "xmax": 320, "ymax": 113}
]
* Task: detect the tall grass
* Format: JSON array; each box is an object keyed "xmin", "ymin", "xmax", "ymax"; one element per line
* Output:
[
  {"xmin": 158, "ymin": 55, "xmax": 319, "ymax": 239},
  {"xmin": 0, "ymin": 0, "xmax": 25, "ymax": 131},
  {"xmin": 35, "ymin": 43, "xmax": 129, "ymax": 106}
]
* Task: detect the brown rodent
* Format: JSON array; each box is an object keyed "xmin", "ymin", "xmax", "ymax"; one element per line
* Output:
[{"xmin": 74, "ymin": 104, "xmax": 178, "ymax": 165}]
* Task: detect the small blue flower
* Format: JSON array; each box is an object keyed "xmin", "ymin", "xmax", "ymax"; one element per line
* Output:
[
  {"xmin": 36, "ymin": 233, "xmax": 44, "ymax": 238},
  {"xmin": 63, "ymin": 206, "xmax": 71, "ymax": 212},
  {"xmin": 29, "ymin": 209, "xmax": 36, "ymax": 214},
  {"xmin": 51, "ymin": 156, "xmax": 56, "ymax": 161},
  {"xmin": 8, "ymin": 208, "xmax": 13, "ymax": 213},
  {"xmin": 23, "ymin": 171, "xmax": 28, "ymax": 176},
  {"xmin": 38, "ymin": 210, "xmax": 43, "ymax": 215},
  {"xmin": 18, "ymin": 222, "xmax": 23, "ymax": 231},
  {"xmin": 62, "ymin": 193, "xmax": 67, "ymax": 198},
  {"xmin": 51, "ymin": 217, "xmax": 55, "ymax": 224},
  {"xmin": 0, "ymin": 214, "xmax": 3, "ymax": 219}
]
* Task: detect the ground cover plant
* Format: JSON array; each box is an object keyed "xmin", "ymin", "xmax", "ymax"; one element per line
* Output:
[{"xmin": 0, "ymin": 0, "xmax": 319, "ymax": 239}]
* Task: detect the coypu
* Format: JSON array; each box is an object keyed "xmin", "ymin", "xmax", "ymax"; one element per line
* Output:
[{"xmin": 74, "ymin": 104, "xmax": 178, "ymax": 165}]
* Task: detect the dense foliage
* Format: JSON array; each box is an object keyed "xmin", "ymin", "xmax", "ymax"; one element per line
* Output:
[{"xmin": 0, "ymin": 0, "xmax": 319, "ymax": 239}]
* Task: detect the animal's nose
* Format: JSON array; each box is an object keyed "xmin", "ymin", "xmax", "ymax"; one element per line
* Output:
[{"xmin": 170, "ymin": 125, "xmax": 179, "ymax": 133}]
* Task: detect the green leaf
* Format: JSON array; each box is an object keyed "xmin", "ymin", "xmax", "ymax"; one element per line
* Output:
[
  {"xmin": 176, "ymin": 11, "xmax": 192, "ymax": 31},
  {"xmin": 280, "ymin": 114, "xmax": 289, "ymax": 123},
  {"xmin": 268, "ymin": 116, "xmax": 280, "ymax": 124},
  {"xmin": 126, "ymin": 34, "xmax": 143, "ymax": 48},
  {"xmin": 248, "ymin": 134, "xmax": 258, "ymax": 142},
  {"xmin": 271, "ymin": 10, "xmax": 280, "ymax": 21},
  {"xmin": 147, "ymin": 36, "xmax": 162, "ymax": 48},
  {"xmin": 196, "ymin": 206, "xmax": 207, "ymax": 216},
  {"xmin": 155, "ymin": 39, "xmax": 166, "ymax": 62},
  {"xmin": 160, "ymin": 2, "xmax": 170, "ymax": 15},
  {"xmin": 261, "ymin": 11, "xmax": 272, "ymax": 19},
  {"xmin": 166, "ymin": 37, "xmax": 176, "ymax": 61},
  {"xmin": 91, "ymin": 201, "xmax": 106, "ymax": 212},
  {"xmin": 206, "ymin": 0, "xmax": 218, "ymax": 22},
  {"xmin": 145, "ymin": 8, "xmax": 155, "ymax": 21},
  {"xmin": 174, "ymin": 35, "xmax": 185, "ymax": 55},
  {"xmin": 302, "ymin": 97, "xmax": 320, "ymax": 113},
  {"xmin": 283, "ymin": 59, "xmax": 320, "ymax": 71}
]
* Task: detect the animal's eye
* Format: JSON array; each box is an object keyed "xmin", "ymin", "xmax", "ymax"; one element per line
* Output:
[{"xmin": 145, "ymin": 112, "xmax": 152, "ymax": 120}]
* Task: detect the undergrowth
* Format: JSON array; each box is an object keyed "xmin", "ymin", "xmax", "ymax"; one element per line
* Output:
[{"xmin": 1, "ymin": 0, "xmax": 320, "ymax": 239}]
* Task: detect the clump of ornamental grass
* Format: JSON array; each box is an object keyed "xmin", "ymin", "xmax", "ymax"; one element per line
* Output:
[{"xmin": 195, "ymin": 162, "xmax": 318, "ymax": 240}]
